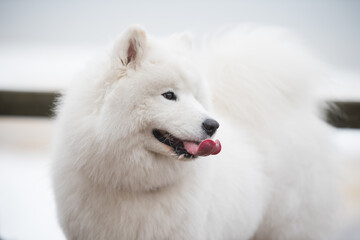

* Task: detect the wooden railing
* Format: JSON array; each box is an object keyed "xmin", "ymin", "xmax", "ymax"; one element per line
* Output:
[
  {"xmin": 0, "ymin": 90, "xmax": 60, "ymax": 117},
  {"xmin": 326, "ymin": 101, "xmax": 360, "ymax": 128},
  {"xmin": 1, "ymin": 90, "xmax": 360, "ymax": 128}
]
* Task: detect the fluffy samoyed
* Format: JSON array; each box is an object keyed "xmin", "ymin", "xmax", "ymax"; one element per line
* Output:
[{"xmin": 53, "ymin": 25, "xmax": 338, "ymax": 240}]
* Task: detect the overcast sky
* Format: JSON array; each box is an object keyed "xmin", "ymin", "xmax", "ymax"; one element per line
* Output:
[{"xmin": 1, "ymin": 0, "xmax": 360, "ymax": 71}]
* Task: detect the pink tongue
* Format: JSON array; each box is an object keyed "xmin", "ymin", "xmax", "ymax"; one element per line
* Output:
[{"xmin": 183, "ymin": 139, "xmax": 221, "ymax": 157}]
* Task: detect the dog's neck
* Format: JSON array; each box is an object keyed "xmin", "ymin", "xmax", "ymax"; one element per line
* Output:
[{"xmin": 76, "ymin": 139, "xmax": 202, "ymax": 193}]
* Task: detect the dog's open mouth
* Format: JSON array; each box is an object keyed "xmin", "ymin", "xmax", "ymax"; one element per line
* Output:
[{"xmin": 152, "ymin": 129, "xmax": 221, "ymax": 159}]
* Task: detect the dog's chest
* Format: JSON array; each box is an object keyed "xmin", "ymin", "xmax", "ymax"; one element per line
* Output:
[{"xmin": 91, "ymin": 189, "xmax": 209, "ymax": 239}]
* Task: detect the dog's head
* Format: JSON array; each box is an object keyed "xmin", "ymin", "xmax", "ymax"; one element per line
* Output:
[
  {"xmin": 56, "ymin": 26, "xmax": 221, "ymax": 191},
  {"xmin": 98, "ymin": 25, "xmax": 221, "ymax": 160},
  {"xmin": 57, "ymin": 26, "xmax": 223, "ymax": 190}
]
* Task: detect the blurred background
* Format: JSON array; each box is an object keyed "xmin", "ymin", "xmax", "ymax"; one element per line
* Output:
[{"xmin": 0, "ymin": 0, "xmax": 359, "ymax": 239}]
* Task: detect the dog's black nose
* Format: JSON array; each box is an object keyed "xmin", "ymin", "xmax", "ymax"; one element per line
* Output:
[{"xmin": 202, "ymin": 119, "xmax": 220, "ymax": 137}]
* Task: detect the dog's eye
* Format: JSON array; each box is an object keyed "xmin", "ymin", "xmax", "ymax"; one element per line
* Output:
[{"xmin": 162, "ymin": 91, "xmax": 177, "ymax": 101}]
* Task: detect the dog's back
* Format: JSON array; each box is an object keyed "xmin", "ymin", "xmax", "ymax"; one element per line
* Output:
[{"xmin": 205, "ymin": 26, "xmax": 339, "ymax": 239}]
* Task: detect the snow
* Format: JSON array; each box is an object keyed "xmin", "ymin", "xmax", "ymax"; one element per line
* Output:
[
  {"xmin": 0, "ymin": 152, "xmax": 65, "ymax": 240},
  {"xmin": 0, "ymin": 117, "xmax": 65, "ymax": 240}
]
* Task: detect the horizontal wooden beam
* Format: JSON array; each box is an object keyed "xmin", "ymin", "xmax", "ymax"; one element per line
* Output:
[
  {"xmin": 0, "ymin": 90, "xmax": 360, "ymax": 128},
  {"xmin": 0, "ymin": 90, "xmax": 60, "ymax": 117},
  {"xmin": 326, "ymin": 101, "xmax": 360, "ymax": 129}
]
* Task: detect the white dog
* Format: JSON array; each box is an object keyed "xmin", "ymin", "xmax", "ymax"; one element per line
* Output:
[{"xmin": 52, "ymin": 25, "xmax": 338, "ymax": 240}]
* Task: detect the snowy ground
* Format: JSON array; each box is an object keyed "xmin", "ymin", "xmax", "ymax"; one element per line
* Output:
[{"xmin": 0, "ymin": 117, "xmax": 65, "ymax": 240}]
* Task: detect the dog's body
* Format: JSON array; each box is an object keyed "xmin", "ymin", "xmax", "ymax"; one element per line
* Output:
[{"xmin": 53, "ymin": 25, "xmax": 338, "ymax": 240}]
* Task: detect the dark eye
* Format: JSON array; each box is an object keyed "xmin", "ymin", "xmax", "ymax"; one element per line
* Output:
[{"xmin": 162, "ymin": 91, "xmax": 177, "ymax": 101}]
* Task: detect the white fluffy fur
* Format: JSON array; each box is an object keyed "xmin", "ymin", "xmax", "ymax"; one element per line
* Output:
[{"xmin": 52, "ymin": 25, "xmax": 338, "ymax": 240}]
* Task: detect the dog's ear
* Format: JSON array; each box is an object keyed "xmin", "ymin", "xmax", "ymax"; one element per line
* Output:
[
  {"xmin": 114, "ymin": 25, "xmax": 147, "ymax": 68},
  {"xmin": 169, "ymin": 32, "xmax": 193, "ymax": 50}
]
